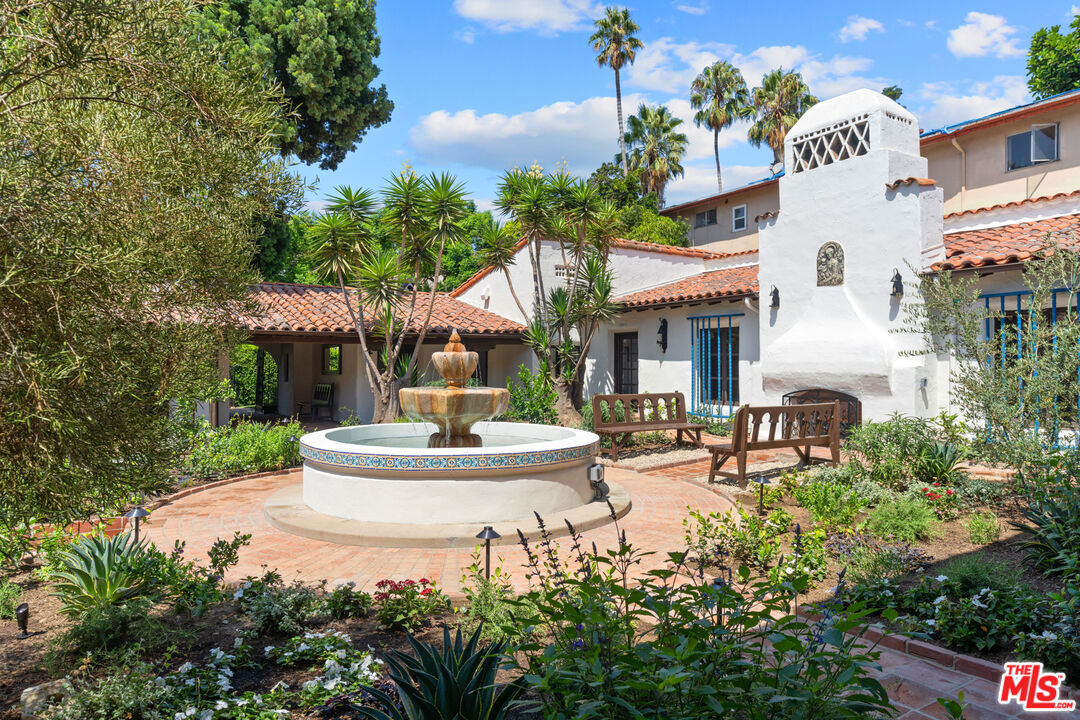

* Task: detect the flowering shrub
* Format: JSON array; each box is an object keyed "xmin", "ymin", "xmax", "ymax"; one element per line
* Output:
[
  {"xmin": 769, "ymin": 524, "xmax": 828, "ymax": 589},
  {"xmin": 373, "ymin": 578, "xmax": 450, "ymax": 632},
  {"xmin": 920, "ymin": 483, "xmax": 960, "ymax": 520},
  {"xmin": 509, "ymin": 508, "xmax": 898, "ymax": 719},
  {"xmin": 266, "ymin": 631, "xmax": 383, "ymax": 711}
]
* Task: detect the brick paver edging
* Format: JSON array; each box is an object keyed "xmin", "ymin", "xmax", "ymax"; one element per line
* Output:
[{"xmin": 802, "ymin": 612, "xmax": 1080, "ymax": 703}]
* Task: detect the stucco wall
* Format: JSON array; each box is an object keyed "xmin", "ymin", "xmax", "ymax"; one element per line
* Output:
[
  {"xmin": 924, "ymin": 103, "xmax": 1080, "ymax": 215},
  {"xmin": 671, "ymin": 184, "xmax": 778, "ymax": 253}
]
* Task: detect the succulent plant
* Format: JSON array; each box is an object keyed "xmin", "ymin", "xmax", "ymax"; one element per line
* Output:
[{"xmin": 51, "ymin": 532, "xmax": 148, "ymax": 616}]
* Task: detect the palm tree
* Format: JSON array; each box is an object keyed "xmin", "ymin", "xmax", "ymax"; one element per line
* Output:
[
  {"xmin": 622, "ymin": 104, "xmax": 688, "ymax": 207},
  {"xmin": 590, "ymin": 7, "xmax": 643, "ymax": 176},
  {"xmin": 748, "ymin": 68, "xmax": 818, "ymax": 164},
  {"xmin": 690, "ymin": 61, "xmax": 751, "ymax": 192}
]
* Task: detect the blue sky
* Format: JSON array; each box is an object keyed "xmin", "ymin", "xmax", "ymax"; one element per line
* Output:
[{"xmin": 298, "ymin": 1, "xmax": 1080, "ymax": 212}]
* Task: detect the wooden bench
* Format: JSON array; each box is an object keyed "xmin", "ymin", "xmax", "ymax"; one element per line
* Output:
[
  {"xmin": 297, "ymin": 383, "xmax": 335, "ymax": 420},
  {"xmin": 707, "ymin": 401, "xmax": 841, "ymax": 488},
  {"xmin": 592, "ymin": 392, "xmax": 705, "ymax": 462}
]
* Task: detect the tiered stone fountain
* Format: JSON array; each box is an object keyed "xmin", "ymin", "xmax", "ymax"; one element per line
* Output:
[{"xmin": 264, "ymin": 333, "xmax": 629, "ymax": 547}]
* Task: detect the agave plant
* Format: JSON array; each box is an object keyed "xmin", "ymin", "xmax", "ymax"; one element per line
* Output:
[
  {"xmin": 51, "ymin": 532, "xmax": 149, "ymax": 617},
  {"xmin": 354, "ymin": 625, "xmax": 524, "ymax": 720},
  {"xmin": 918, "ymin": 442, "xmax": 964, "ymax": 484}
]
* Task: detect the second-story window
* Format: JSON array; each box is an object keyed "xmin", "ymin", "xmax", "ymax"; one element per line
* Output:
[
  {"xmin": 1007, "ymin": 123, "xmax": 1058, "ymax": 171},
  {"xmin": 732, "ymin": 204, "xmax": 747, "ymax": 232},
  {"xmin": 694, "ymin": 209, "xmax": 717, "ymax": 228}
]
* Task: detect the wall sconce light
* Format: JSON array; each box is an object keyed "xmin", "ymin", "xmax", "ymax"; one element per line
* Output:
[
  {"xmin": 890, "ymin": 269, "xmax": 903, "ymax": 299},
  {"xmin": 769, "ymin": 285, "xmax": 780, "ymax": 309},
  {"xmin": 656, "ymin": 318, "xmax": 668, "ymax": 353}
]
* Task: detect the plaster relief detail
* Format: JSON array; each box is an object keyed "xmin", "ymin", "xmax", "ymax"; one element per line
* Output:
[{"xmin": 816, "ymin": 242, "xmax": 844, "ymax": 286}]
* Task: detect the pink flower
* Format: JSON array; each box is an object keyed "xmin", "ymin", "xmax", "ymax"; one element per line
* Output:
[{"xmin": 420, "ymin": 588, "xmax": 433, "ymax": 596}]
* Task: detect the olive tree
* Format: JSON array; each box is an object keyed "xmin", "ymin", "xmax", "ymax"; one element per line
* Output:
[{"xmin": 0, "ymin": 0, "xmax": 299, "ymax": 531}]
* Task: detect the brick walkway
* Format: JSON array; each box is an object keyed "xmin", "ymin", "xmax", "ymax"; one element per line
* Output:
[
  {"xmin": 143, "ymin": 460, "xmax": 1078, "ymax": 718},
  {"xmin": 142, "ymin": 466, "xmax": 736, "ymax": 595}
]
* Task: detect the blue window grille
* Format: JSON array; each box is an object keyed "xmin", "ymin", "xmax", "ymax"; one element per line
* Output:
[
  {"xmin": 981, "ymin": 287, "xmax": 1079, "ymax": 441},
  {"xmin": 690, "ymin": 313, "xmax": 743, "ymax": 418}
]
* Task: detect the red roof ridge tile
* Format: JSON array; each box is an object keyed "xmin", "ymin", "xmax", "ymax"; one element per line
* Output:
[
  {"xmin": 885, "ymin": 177, "xmax": 936, "ymax": 191},
  {"xmin": 934, "ymin": 213, "xmax": 1080, "ymax": 271},
  {"xmin": 942, "ymin": 190, "xmax": 1080, "ymax": 220}
]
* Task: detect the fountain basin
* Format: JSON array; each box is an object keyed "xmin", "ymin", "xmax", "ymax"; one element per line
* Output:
[
  {"xmin": 294, "ymin": 421, "xmax": 600, "ymax": 527},
  {"xmin": 398, "ymin": 386, "xmax": 509, "ymax": 440}
]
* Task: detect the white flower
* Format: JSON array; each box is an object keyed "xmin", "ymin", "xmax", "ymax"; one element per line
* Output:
[
  {"xmin": 971, "ymin": 597, "xmax": 988, "ymax": 609},
  {"xmin": 302, "ymin": 680, "xmax": 319, "ymax": 691},
  {"xmin": 925, "ymin": 619, "xmax": 936, "ymax": 627},
  {"xmin": 215, "ymin": 700, "xmax": 228, "ymax": 710},
  {"xmin": 178, "ymin": 662, "xmax": 193, "ymax": 674},
  {"xmin": 234, "ymin": 637, "xmax": 243, "ymax": 648},
  {"xmin": 184, "ymin": 679, "xmax": 196, "ymax": 687},
  {"xmin": 199, "ymin": 710, "xmax": 214, "ymax": 720},
  {"xmin": 336, "ymin": 649, "xmax": 347, "ymax": 659},
  {"xmin": 297, "ymin": 643, "xmax": 310, "ymax": 652},
  {"xmin": 233, "ymin": 588, "xmax": 244, "ymax": 600},
  {"xmin": 323, "ymin": 678, "xmax": 341, "ymax": 691},
  {"xmin": 933, "ymin": 595, "xmax": 947, "ymax": 605},
  {"xmin": 235, "ymin": 699, "xmax": 248, "ymax": 707},
  {"xmin": 154, "ymin": 676, "xmax": 166, "ymax": 687},
  {"xmin": 935, "ymin": 575, "xmax": 948, "ymax": 583},
  {"xmin": 264, "ymin": 645, "xmax": 275, "ymax": 656},
  {"xmin": 1040, "ymin": 630, "xmax": 1059, "ymax": 641}
]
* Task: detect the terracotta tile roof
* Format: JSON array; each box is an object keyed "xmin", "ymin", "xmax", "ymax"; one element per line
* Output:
[
  {"xmin": 885, "ymin": 177, "xmax": 936, "ymax": 191},
  {"xmin": 615, "ymin": 265, "xmax": 759, "ymax": 309},
  {"xmin": 936, "ymin": 214, "xmax": 1080, "ymax": 271},
  {"xmin": 943, "ymin": 190, "xmax": 1080, "ymax": 219},
  {"xmin": 245, "ymin": 282, "xmax": 525, "ymax": 337},
  {"xmin": 449, "ymin": 237, "xmax": 734, "ymax": 298}
]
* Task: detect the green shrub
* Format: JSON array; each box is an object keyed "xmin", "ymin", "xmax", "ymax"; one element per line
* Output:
[
  {"xmin": 357, "ymin": 626, "xmax": 525, "ymax": 720},
  {"xmin": 505, "ymin": 364, "xmax": 556, "ymax": 424},
  {"xmin": 128, "ymin": 532, "xmax": 251, "ymax": 615},
  {"xmin": 844, "ymin": 414, "xmax": 936, "ymax": 489},
  {"xmin": 0, "ymin": 576, "xmax": 20, "ymax": 619},
  {"xmin": 769, "ymin": 525, "xmax": 828, "ymax": 588},
  {"xmin": 457, "ymin": 548, "xmax": 516, "ymax": 642},
  {"xmin": 229, "ymin": 343, "xmax": 278, "ymax": 411},
  {"xmin": 510, "ymin": 515, "xmax": 897, "ymax": 719},
  {"xmin": 684, "ymin": 507, "xmax": 792, "ymax": 572},
  {"xmin": 918, "ymin": 442, "xmax": 965, "ymax": 484},
  {"xmin": 866, "ymin": 498, "xmax": 937, "ymax": 542},
  {"xmin": 41, "ymin": 667, "xmax": 168, "ymax": 720},
  {"xmin": 965, "ymin": 512, "xmax": 1001, "ymax": 544},
  {"xmin": 939, "ymin": 555, "xmax": 1020, "ymax": 595},
  {"xmin": 184, "ymin": 419, "xmax": 303, "ymax": 479},
  {"xmin": 52, "ymin": 533, "xmax": 148, "ymax": 616},
  {"xmin": 321, "ymin": 581, "xmax": 372, "ymax": 620},
  {"xmin": 237, "ymin": 578, "xmax": 319, "ymax": 635},
  {"xmin": 826, "ymin": 533, "xmax": 932, "ymax": 585},
  {"xmin": 850, "ymin": 478, "xmax": 904, "ymax": 508},
  {"xmin": 793, "ymin": 478, "xmax": 866, "ymax": 528},
  {"xmin": 47, "ymin": 600, "xmax": 164, "ymax": 668}
]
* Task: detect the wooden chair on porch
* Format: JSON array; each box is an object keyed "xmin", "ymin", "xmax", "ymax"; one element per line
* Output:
[{"xmin": 297, "ymin": 383, "xmax": 335, "ymax": 420}]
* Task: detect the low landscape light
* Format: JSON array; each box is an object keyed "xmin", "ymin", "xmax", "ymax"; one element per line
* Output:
[
  {"xmin": 754, "ymin": 474, "xmax": 770, "ymax": 515},
  {"xmin": 290, "ymin": 434, "xmax": 300, "ymax": 465},
  {"xmin": 15, "ymin": 603, "xmax": 29, "ymax": 639},
  {"xmin": 476, "ymin": 525, "xmax": 501, "ymax": 579},
  {"xmin": 123, "ymin": 506, "xmax": 150, "ymax": 543}
]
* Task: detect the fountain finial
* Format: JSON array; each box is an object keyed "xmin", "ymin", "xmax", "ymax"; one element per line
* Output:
[{"xmin": 444, "ymin": 330, "xmax": 465, "ymax": 353}]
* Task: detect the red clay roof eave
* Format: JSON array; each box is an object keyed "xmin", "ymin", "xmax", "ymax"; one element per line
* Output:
[
  {"xmin": 619, "ymin": 290, "xmax": 758, "ymax": 311},
  {"xmin": 659, "ymin": 177, "xmax": 781, "ymax": 216}
]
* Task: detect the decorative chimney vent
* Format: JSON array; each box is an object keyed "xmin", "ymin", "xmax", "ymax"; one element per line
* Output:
[{"xmin": 790, "ymin": 114, "xmax": 870, "ymax": 173}]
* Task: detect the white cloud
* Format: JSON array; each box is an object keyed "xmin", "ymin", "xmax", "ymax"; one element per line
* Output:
[
  {"xmin": 676, "ymin": 1, "xmax": 709, "ymax": 15},
  {"xmin": 662, "ymin": 96, "xmax": 749, "ymax": 162},
  {"xmin": 452, "ymin": 0, "xmax": 602, "ymax": 33},
  {"xmin": 947, "ymin": 12, "xmax": 1023, "ymax": 58},
  {"xmin": 1072, "ymin": 6, "xmax": 1079, "ymax": 18},
  {"xmin": 410, "ymin": 94, "xmax": 649, "ymax": 175},
  {"xmin": 838, "ymin": 16, "xmax": 884, "ymax": 42},
  {"xmin": 455, "ymin": 26, "xmax": 476, "ymax": 44},
  {"xmin": 915, "ymin": 75, "xmax": 1030, "ymax": 129},
  {"xmin": 925, "ymin": 20, "xmax": 937, "ymax": 30},
  {"xmin": 305, "ymin": 199, "xmax": 330, "ymax": 214},
  {"xmin": 731, "ymin": 45, "xmax": 809, "ymax": 85},
  {"xmin": 626, "ymin": 37, "xmax": 734, "ymax": 92},
  {"xmin": 664, "ymin": 164, "xmax": 771, "ymax": 205}
]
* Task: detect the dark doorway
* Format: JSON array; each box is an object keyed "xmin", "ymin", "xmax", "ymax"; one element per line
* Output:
[{"xmin": 614, "ymin": 332, "xmax": 639, "ymax": 394}]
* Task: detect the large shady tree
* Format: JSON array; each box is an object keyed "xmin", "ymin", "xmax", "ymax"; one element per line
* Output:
[
  {"xmin": 0, "ymin": 0, "xmax": 300, "ymax": 531},
  {"xmin": 309, "ymin": 173, "xmax": 470, "ymax": 423},
  {"xmin": 494, "ymin": 170, "xmax": 621, "ymax": 424}
]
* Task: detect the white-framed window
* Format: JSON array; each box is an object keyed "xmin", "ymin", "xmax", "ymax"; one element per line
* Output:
[
  {"xmin": 694, "ymin": 209, "xmax": 717, "ymax": 228},
  {"xmin": 1007, "ymin": 123, "xmax": 1059, "ymax": 171},
  {"xmin": 732, "ymin": 204, "xmax": 747, "ymax": 232}
]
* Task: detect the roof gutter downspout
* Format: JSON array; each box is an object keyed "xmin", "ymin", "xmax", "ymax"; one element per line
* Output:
[{"xmin": 950, "ymin": 136, "xmax": 967, "ymax": 212}]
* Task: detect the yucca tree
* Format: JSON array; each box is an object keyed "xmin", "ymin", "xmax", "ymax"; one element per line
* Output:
[
  {"xmin": 496, "ymin": 171, "xmax": 552, "ymax": 337},
  {"xmin": 307, "ymin": 172, "xmax": 470, "ymax": 423},
  {"xmin": 590, "ymin": 7, "xmax": 643, "ymax": 176},
  {"xmin": 622, "ymin": 104, "xmax": 688, "ymax": 206},
  {"xmin": 476, "ymin": 218, "xmax": 528, "ymax": 320},
  {"xmin": 748, "ymin": 68, "xmax": 818, "ymax": 164},
  {"xmin": 691, "ymin": 61, "xmax": 751, "ymax": 192}
]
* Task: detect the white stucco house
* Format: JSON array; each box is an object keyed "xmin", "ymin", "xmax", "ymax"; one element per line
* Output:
[{"xmin": 230, "ymin": 87, "xmax": 1080, "ymax": 427}]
